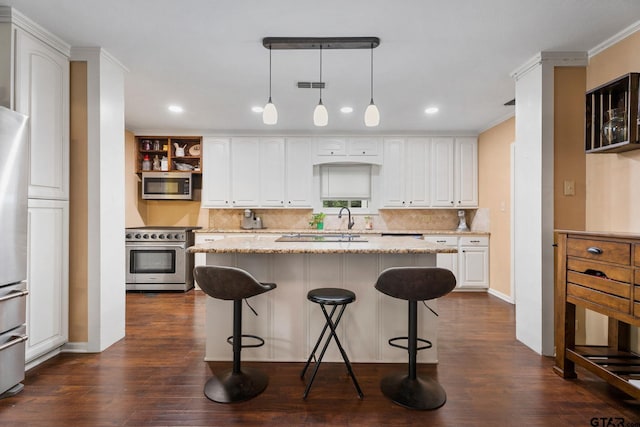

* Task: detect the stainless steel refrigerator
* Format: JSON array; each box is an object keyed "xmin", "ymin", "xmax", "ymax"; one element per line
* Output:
[{"xmin": 0, "ymin": 106, "xmax": 29, "ymax": 397}]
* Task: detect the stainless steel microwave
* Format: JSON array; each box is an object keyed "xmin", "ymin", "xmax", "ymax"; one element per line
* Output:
[{"xmin": 141, "ymin": 172, "xmax": 193, "ymax": 200}]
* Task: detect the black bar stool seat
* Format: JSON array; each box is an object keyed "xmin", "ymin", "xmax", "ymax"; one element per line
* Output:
[
  {"xmin": 301, "ymin": 287, "xmax": 363, "ymax": 399},
  {"xmin": 375, "ymin": 267, "xmax": 456, "ymax": 410},
  {"xmin": 193, "ymin": 265, "xmax": 276, "ymax": 403}
]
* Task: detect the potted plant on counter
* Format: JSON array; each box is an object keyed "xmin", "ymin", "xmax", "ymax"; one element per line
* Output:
[{"xmin": 309, "ymin": 212, "xmax": 326, "ymax": 230}]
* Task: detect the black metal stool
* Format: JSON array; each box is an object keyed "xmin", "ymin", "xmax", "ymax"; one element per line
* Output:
[
  {"xmin": 301, "ymin": 287, "xmax": 363, "ymax": 399},
  {"xmin": 193, "ymin": 265, "xmax": 276, "ymax": 403},
  {"xmin": 375, "ymin": 267, "xmax": 456, "ymax": 410}
]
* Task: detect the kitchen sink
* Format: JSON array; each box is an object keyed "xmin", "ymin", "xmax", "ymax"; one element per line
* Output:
[{"xmin": 275, "ymin": 233, "xmax": 368, "ymax": 242}]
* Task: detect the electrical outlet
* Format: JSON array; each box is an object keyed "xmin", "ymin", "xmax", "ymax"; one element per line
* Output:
[{"xmin": 563, "ymin": 180, "xmax": 575, "ymax": 196}]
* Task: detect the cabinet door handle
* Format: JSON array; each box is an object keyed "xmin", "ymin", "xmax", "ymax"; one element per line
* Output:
[
  {"xmin": 436, "ymin": 240, "xmax": 446, "ymax": 243},
  {"xmin": 587, "ymin": 246, "xmax": 603, "ymax": 255},
  {"xmin": 362, "ymin": 151, "xmax": 366, "ymax": 154},
  {"xmin": 450, "ymin": 201, "xmax": 454, "ymax": 205},
  {"xmin": 470, "ymin": 240, "xmax": 480, "ymax": 243}
]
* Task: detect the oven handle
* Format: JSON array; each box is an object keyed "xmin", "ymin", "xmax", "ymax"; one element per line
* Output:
[
  {"xmin": 126, "ymin": 243, "xmax": 188, "ymax": 249},
  {"xmin": 0, "ymin": 334, "xmax": 28, "ymax": 351},
  {"xmin": 0, "ymin": 289, "xmax": 29, "ymax": 302}
]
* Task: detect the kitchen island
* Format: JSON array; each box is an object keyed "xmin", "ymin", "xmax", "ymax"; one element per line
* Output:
[{"xmin": 188, "ymin": 234, "xmax": 457, "ymax": 363}]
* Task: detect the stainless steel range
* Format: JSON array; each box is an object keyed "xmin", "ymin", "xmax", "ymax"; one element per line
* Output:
[{"xmin": 125, "ymin": 226, "xmax": 201, "ymax": 291}]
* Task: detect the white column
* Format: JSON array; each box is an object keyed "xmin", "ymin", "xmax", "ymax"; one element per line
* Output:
[
  {"xmin": 70, "ymin": 47, "xmax": 127, "ymax": 352},
  {"xmin": 511, "ymin": 52, "xmax": 586, "ymax": 355}
]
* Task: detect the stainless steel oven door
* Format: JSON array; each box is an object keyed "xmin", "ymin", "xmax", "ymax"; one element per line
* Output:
[{"xmin": 126, "ymin": 242, "xmax": 187, "ymax": 287}]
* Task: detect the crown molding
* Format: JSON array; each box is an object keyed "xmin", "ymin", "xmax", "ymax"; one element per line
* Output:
[
  {"xmin": 0, "ymin": 6, "xmax": 70, "ymax": 56},
  {"xmin": 589, "ymin": 20, "xmax": 640, "ymax": 58},
  {"xmin": 510, "ymin": 51, "xmax": 587, "ymax": 81}
]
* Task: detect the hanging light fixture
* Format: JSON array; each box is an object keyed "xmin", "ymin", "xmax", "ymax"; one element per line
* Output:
[
  {"xmin": 262, "ymin": 45, "xmax": 277, "ymax": 125},
  {"xmin": 364, "ymin": 43, "xmax": 380, "ymax": 127},
  {"xmin": 313, "ymin": 44, "xmax": 328, "ymax": 127}
]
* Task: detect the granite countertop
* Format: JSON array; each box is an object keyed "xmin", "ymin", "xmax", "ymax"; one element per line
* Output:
[
  {"xmin": 187, "ymin": 234, "xmax": 459, "ymax": 255},
  {"xmin": 195, "ymin": 228, "xmax": 489, "ymax": 236}
]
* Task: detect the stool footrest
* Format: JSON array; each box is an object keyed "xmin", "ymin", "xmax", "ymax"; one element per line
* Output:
[
  {"xmin": 226, "ymin": 334, "xmax": 265, "ymax": 349},
  {"xmin": 388, "ymin": 336, "xmax": 432, "ymax": 351}
]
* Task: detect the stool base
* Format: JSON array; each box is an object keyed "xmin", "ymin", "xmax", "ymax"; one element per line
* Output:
[
  {"xmin": 380, "ymin": 372, "xmax": 446, "ymax": 410},
  {"xmin": 204, "ymin": 367, "xmax": 268, "ymax": 403}
]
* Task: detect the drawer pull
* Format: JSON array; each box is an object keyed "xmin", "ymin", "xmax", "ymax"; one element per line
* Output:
[
  {"xmin": 0, "ymin": 290, "xmax": 29, "ymax": 302},
  {"xmin": 0, "ymin": 334, "xmax": 28, "ymax": 352},
  {"xmin": 470, "ymin": 240, "xmax": 480, "ymax": 243},
  {"xmin": 587, "ymin": 246, "xmax": 603, "ymax": 255},
  {"xmin": 584, "ymin": 269, "xmax": 607, "ymax": 279}
]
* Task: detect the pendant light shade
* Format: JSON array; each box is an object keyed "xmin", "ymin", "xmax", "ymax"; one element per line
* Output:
[
  {"xmin": 364, "ymin": 43, "xmax": 380, "ymax": 127},
  {"xmin": 314, "ymin": 45, "xmax": 328, "ymax": 127},
  {"xmin": 314, "ymin": 101, "xmax": 328, "ymax": 127},
  {"xmin": 364, "ymin": 101, "xmax": 380, "ymax": 127},
  {"xmin": 263, "ymin": 45, "xmax": 277, "ymax": 125}
]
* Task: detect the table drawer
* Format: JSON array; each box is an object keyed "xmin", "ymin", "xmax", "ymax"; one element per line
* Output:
[
  {"xmin": 567, "ymin": 270, "xmax": 631, "ymax": 299},
  {"xmin": 567, "ymin": 283, "xmax": 631, "ymax": 314},
  {"xmin": 635, "ymin": 244, "xmax": 640, "ymax": 267},
  {"xmin": 567, "ymin": 258, "xmax": 631, "ymax": 284},
  {"xmin": 566, "ymin": 237, "xmax": 630, "ymax": 265}
]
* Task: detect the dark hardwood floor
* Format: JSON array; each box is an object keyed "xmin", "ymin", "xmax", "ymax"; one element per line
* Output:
[{"xmin": 1, "ymin": 291, "xmax": 639, "ymax": 426}]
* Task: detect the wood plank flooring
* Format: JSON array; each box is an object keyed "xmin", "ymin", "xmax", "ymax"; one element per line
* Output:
[{"xmin": 1, "ymin": 291, "xmax": 639, "ymax": 426}]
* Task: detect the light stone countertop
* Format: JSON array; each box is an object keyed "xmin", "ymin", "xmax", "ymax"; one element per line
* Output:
[
  {"xmin": 187, "ymin": 234, "xmax": 459, "ymax": 255},
  {"xmin": 195, "ymin": 228, "xmax": 489, "ymax": 235}
]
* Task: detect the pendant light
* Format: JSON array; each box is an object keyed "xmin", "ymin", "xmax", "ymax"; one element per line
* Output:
[
  {"xmin": 313, "ymin": 45, "xmax": 328, "ymax": 127},
  {"xmin": 364, "ymin": 43, "xmax": 380, "ymax": 127},
  {"xmin": 262, "ymin": 45, "xmax": 278, "ymax": 125}
]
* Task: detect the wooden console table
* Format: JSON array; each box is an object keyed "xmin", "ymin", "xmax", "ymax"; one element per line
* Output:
[{"xmin": 555, "ymin": 230, "xmax": 640, "ymax": 399}]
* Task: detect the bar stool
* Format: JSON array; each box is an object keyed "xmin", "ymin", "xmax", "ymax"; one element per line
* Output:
[
  {"xmin": 375, "ymin": 267, "xmax": 456, "ymax": 410},
  {"xmin": 301, "ymin": 287, "xmax": 363, "ymax": 399},
  {"xmin": 193, "ymin": 265, "xmax": 276, "ymax": 403}
]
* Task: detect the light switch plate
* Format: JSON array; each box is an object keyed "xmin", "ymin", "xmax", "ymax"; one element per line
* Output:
[{"xmin": 563, "ymin": 180, "xmax": 575, "ymax": 196}]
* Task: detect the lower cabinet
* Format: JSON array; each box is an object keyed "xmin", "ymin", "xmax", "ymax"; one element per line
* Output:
[
  {"xmin": 25, "ymin": 199, "xmax": 69, "ymax": 363},
  {"xmin": 424, "ymin": 234, "xmax": 489, "ymax": 290},
  {"xmin": 458, "ymin": 236, "xmax": 489, "ymax": 289}
]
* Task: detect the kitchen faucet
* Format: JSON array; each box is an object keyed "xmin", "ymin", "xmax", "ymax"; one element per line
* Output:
[{"xmin": 338, "ymin": 207, "xmax": 355, "ymax": 230}]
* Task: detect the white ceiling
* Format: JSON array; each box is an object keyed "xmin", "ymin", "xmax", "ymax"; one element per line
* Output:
[{"xmin": 3, "ymin": 0, "xmax": 640, "ymax": 135}]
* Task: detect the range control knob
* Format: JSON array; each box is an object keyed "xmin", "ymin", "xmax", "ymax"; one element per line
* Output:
[
  {"xmin": 150, "ymin": 234, "xmax": 157, "ymax": 239},
  {"xmin": 125, "ymin": 233, "xmax": 132, "ymax": 239},
  {"xmin": 158, "ymin": 234, "xmax": 165, "ymax": 239},
  {"xmin": 143, "ymin": 234, "xmax": 149, "ymax": 239},
  {"xmin": 175, "ymin": 233, "xmax": 182, "ymax": 240},
  {"xmin": 166, "ymin": 234, "xmax": 172, "ymax": 240},
  {"xmin": 135, "ymin": 234, "xmax": 141, "ymax": 239}
]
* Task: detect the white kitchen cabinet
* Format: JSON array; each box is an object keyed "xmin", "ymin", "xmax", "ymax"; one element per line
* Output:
[
  {"xmin": 458, "ymin": 236, "xmax": 489, "ymax": 289},
  {"xmin": 455, "ymin": 137, "xmax": 478, "ymax": 207},
  {"xmin": 14, "ymin": 27, "xmax": 69, "ymax": 200},
  {"xmin": 431, "ymin": 137, "xmax": 478, "ymax": 208},
  {"xmin": 25, "ymin": 199, "xmax": 69, "ymax": 362},
  {"xmin": 423, "ymin": 235, "xmax": 458, "ymax": 285},
  {"xmin": 231, "ymin": 137, "xmax": 260, "ymax": 207},
  {"xmin": 313, "ymin": 137, "xmax": 382, "ymax": 164},
  {"xmin": 201, "ymin": 137, "xmax": 231, "ymax": 207},
  {"xmin": 381, "ymin": 137, "xmax": 430, "ymax": 207},
  {"xmin": 285, "ymin": 137, "xmax": 313, "ymax": 207},
  {"xmin": 431, "ymin": 137, "xmax": 455, "ymax": 207},
  {"xmin": 259, "ymin": 137, "xmax": 285, "ymax": 207}
]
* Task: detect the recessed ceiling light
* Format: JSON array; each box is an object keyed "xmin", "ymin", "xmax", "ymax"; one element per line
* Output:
[
  {"xmin": 252, "ymin": 106, "xmax": 264, "ymax": 113},
  {"xmin": 168, "ymin": 105, "xmax": 184, "ymax": 113},
  {"xmin": 340, "ymin": 106, "xmax": 354, "ymax": 113},
  {"xmin": 425, "ymin": 107, "xmax": 439, "ymax": 114}
]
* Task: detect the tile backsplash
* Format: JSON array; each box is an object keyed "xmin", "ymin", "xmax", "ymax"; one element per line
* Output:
[{"xmin": 208, "ymin": 208, "xmax": 479, "ymax": 231}]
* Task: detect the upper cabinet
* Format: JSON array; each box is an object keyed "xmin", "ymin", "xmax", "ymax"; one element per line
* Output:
[
  {"xmin": 455, "ymin": 137, "xmax": 478, "ymax": 207},
  {"xmin": 136, "ymin": 136, "xmax": 201, "ymax": 173},
  {"xmin": 201, "ymin": 137, "xmax": 230, "ymax": 208},
  {"xmin": 380, "ymin": 137, "xmax": 430, "ymax": 207},
  {"xmin": 431, "ymin": 137, "xmax": 456, "ymax": 207},
  {"xmin": 201, "ymin": 137, "xmax": 313, "ymax": 209},
  {"xmin": 313, "ymin": 137, "xmax": 382, "ymax": 164},
  {"xmin": 13, "ymin": 28, "xmax": 70, "ymax": 200},
  {"xmin": 585, "ymin": 73, "xmax": 640, "ymax": 153}
]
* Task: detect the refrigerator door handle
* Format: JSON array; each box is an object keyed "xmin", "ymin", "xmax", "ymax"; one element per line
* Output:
[
  {"xmin": 0, "ymin": 290, "xmax": 29, "ymax": 302},
  {"xmin": 0, "ymin": 334, "xmax": 28, "ymax": 352}
]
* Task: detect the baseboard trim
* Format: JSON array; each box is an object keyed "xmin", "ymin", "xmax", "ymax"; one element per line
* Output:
[{"xmin": 488, "ymin": 288, "xmax": 514, "ymax": 304}]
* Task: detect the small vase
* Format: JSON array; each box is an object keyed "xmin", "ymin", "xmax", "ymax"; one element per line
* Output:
[{"xmin": 317, "ymin": 222, "xmax": 324, "ymax": 230}]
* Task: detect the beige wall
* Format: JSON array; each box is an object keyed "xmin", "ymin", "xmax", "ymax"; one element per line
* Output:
[
  {"xmin": 478, "ymin": 117, "xmax": 514, "ymax": 298},
  {"xmin": 124, "ymin": 130, "xmax": 146, "ymax": 226},
  {"xmin": 69, "ymin": 62, "xmax": 88, "ymax": 342},
  {"xmin": 554, "ymin": 66, "xmax": 586, "ymax": 231},
  {"xmin": 586, "ymin": 30, "xmax": 640, "ymax": 233}
]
